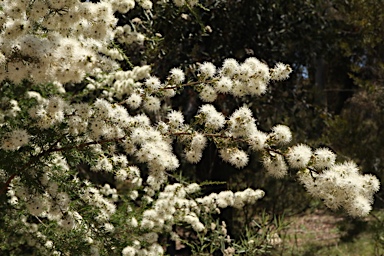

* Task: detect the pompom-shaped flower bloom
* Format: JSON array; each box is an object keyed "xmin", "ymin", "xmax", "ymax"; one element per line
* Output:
[
  {"xmin": 167, "ymin": 110, "xmax": 184, "ymax": 127},
  {"xmin": 198, "ymin": 104, "xmax": 225, "ymax": 130},
  {"xmin": 115, "ymin": 168, "xmax": 128, "ymax": 181},
  {"xmin": 59, "ymin": 213, "xmax": 76, "ymax": 231},
  {"xmin": 185, "ymin": 183, "xmax": 200, "ymax": 194},
  {"xmin": 271, "ymin": 62, "xmax": 292, "ymax": 81},
  {"xmin": 221, "ymin": 58, "xmax": 239, "ymax": 77},
  {"xmin": 252, "ymin": 59, "xmax": 270, "ymax": 82},
  {"xmin": 270, "ymin": 124, "xmax": 292, "ymax": 145},
  {"xmin": 313, "ymin": 148, "xmax": 336, "ymax": 170},
  {"xmin": 185, "ymin": 149, "xmax": 203, "ymax": 164},
  {"xmin": 363, "ymin": 174, "xmax": 380, "ymax": 193},
  {"xmin": 47, "ymin": 96, "xmax": 66, "ymax": 115},
  {"xmin": 94, "ymin": 98, "xmax": 113, "ymax": 119},
  {"xmin": 237, "ymin": 63, "xmax": 253, "ymax": 80},
  {"xmin": 286, "ymin": 144, "xmax": 312, "ymax": 169},
  {"xmin": 122, "ymin": 246, "xmax": 136, "ymax": 256},
  {"xmin": 231, "ymin": 80, "xmax": 248, "ymax": 97},
  {"xmin": 190, "ymin": 132, "xmax": 207, "ymax": 151},
  {"xmin": 115, "ymin": 0, "xmax": 135, "ymax": 13},
  {"xmin": 143, "ymin": 96, "xmax": 161, "ymax": 112},
  {"xmin": 228, "ymin": 106, "xmax": 256, "ymax": 138},
  {"xmin": 163, "ymin": 87, "xmax": 176, "ymax": 98},
  {"xmin": 126, "ymin": 93, "xmax": 142, "ymax": 109},
  {"xmin": 73, "ymin": 103, "xmax": 93, "ymax": 119},
  {"xmin": 199, "ymin": 85, "xmax": 217, "ymax": 102},
  {"xmin": 248, "ymin": 130, "xmax": 268, "ymax": 151},
  {"xmin": 248, "ymin": 78, "xmax": 267, "ymax": 96},
  {"xmin": 263, "ymin": 154, "xmax": 288, "ymax": 178},
  {"xmin": 214, "ymin": 76, "xmax": 233, "ymax": 93},
  {"xmin": 26, "ymin": 196, "xmax": 47, "ymax": 216},
  {"xmin": 169, "ymin": 68, "xmax": 185, "ymax": 84},
  {"xmin": 199, "ymin": 62, "xmax": 216, "ymax": 78},
  {"xmin": 220, "ymin": 148, "xmax": 249, "ymax": 169},
  {"xmin": 216, "ymin": 191, "xmax": 235, "ymax": 208},
  {"xmin": 144, "ymin": 76, "xmax": 161, "ymax": 91},
  {"xmin": 1, "ymin": 129, "xmax": 30, "ymax": 151},
  {"xmin": 346, "ymin": 195, "xmax": 372, "ymax": 217}
]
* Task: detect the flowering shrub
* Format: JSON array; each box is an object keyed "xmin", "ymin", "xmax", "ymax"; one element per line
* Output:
[{"xmin": 0, "ymin": 0, "xmax": 380, "ymax": 255}]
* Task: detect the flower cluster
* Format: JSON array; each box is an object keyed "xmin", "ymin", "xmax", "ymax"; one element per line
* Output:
[
  {"xmin": 0, "ymin": 0, "xmax": 122, "ymax": 84},
  {"xmin": 298, "ymin": 161, "xmax": 380, "ymax": 217}
]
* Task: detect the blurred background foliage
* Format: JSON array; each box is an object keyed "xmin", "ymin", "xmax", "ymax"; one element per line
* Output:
[{"xmin": 119, "ymin": 0, "xmax": 384, "ymax": 253}]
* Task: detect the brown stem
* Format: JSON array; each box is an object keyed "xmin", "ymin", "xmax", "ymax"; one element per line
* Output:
[
  {"xmin": 162, "ymin": 79, "xmax": 218, "ymax": 90},
  {"xmin": 0, "ymin": 173, "xmax": 16, "ymax": 195}
]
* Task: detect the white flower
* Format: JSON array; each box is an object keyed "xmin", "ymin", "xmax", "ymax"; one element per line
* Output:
[
  {"xmin": 263, "ymin": 154, "xmax": 288, "ymax": 178},
  {"xmin": 228, "ymin": 106, "xmax": 256, "ymax": 138},
  {"xmin": 104, "ymin": 223, "xmax": 115, "ymax": 232},
  {"xmin": 221, "ymin": 58, "xmax": 239, "ymax": 77},
  {"xmin": 190, "ymin": 133, "xmax": 207, "ymax": 151},
  {"xmin": 199, "ymin": 62, "xmax": 216, "ymax": 78},
  {"xmin": 143, "ymin": 96, "xmax": 161, "ymax": 112},
  {"xmin": 26, "ymin": 196, "xmax": 47, "ymax": 216},
  {"xmin": 122, "ymin": 246, "xmax": 136, "ymax": 256},
  {"xmin": 286, "ymin": 144, "xmax": 312, "ymax": 169},
  {"xmin": 59, "ymin": 213, "xmax": 76, "ymax": 231},
  {"xmin": 140, "ymin": 218, "xmax": 155, "ymax": 230},
  {"xmin": 167, "ymin": 110, "xmax": 184, "ymax": 127},
  {"xmin": 214, "ymin": 76, "xmax": 233, "ymax": 93},
  {"xmin": 185, "ymin": 149, "xmax": 203, "ymax": 164},
  {"xmin": 346, "ymin": 195, "xmax": 372, "ymax": 217},
  {"xmin": 198, "ymin": 104, "xmax": 225, "ymax": 130},
  {"xmin": 217, "ymin": 191, "xmax": 234, "ymax": 208},
  {"xmin": 139, "ymin": 0, "xmax": 153, "ymax": 9},
  {"xmin": 145, "ymin": 76, "xmax": 161, "ymax": 91},
  {"xmin": 44, "ymin": 240, "xmax": 54, "ymax": 249},
  {"xmin": 248, "ymin": 58, "xmax": 270, "ymax": 82},
  {"xmin": 73, "ymin": 103, "xmax": 93, "ymax": 119},
  {"xmin": 192, "ymin": 221, "xmax": 205, "ymax": 232},
  {"xmin": 143, "ymin": 209, "xmax": 158, "ymax": 220},
  {"xmin": 271, "ymin": 62, "xmax": 292, "ymax": 81},
  {"xmin": 313, "ymin": 148, "xmax": 336, "ymax": 170},
  {"xmin": 248, "ymin": 130, "xmax": 268, "ymax": 151},
  {"xmin": 142, "ymin": 232, "xmax": 158, "ymax": 244},
  {"xmin": 94, "ymin": 98, "xmax": 113, "ymax": 119},
  {"xmin": 220, "ymin": 148, "xmax": 249, "ymax": 169},
  {"xmin": 169, "ymin": 68, "xmax": 185, "ymax": 84},
  {"xmin": 185, "ymin": 183, "xmax": 200, "ymax": 194},
  {"xmin": 1, "ymin": 129, "xmax": 30, "ymax": 151},
  {"xmin": 238, "ymin": 63, "xmax": 253, "ymax": 80},
  {"xmin": 126, "ymin": 93, "xmax": 142, "ymax": 109},
  {"xmin": 129, "ymin": 217, "xmax": 138, "ymax": 227},
  {"xmin": 270, "ymin": 124, "xmax": 292, "ymax": 144},
  {"xmin": 163, "ymin": 87, "xmax": 176, "ymax": 98},
  {"xmin": 199, "ymin": 85, "xmax": 217, "ymax": 102},
  {"xmin": 363, "ymin": 174, "xmax": 380, "ymax": 193},
  {"xmin": 115, "ymin": 169, "xmax": 128, "ymax": 181},
  {"xmin": 229, "ymin": 149, "xmax": 249, "ymax": 168},
  {"xmin": 248, "ymin": 78, "xmax": 267, "ymax": 96},
  {"xmin": 231, "ymin": 80, "xmax": 248, "ymax": 97}
]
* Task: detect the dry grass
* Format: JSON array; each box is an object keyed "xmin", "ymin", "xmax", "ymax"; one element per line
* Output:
[{"xmin": 275, "ymin": 210, "xmax": 345, "ymax": 255}]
